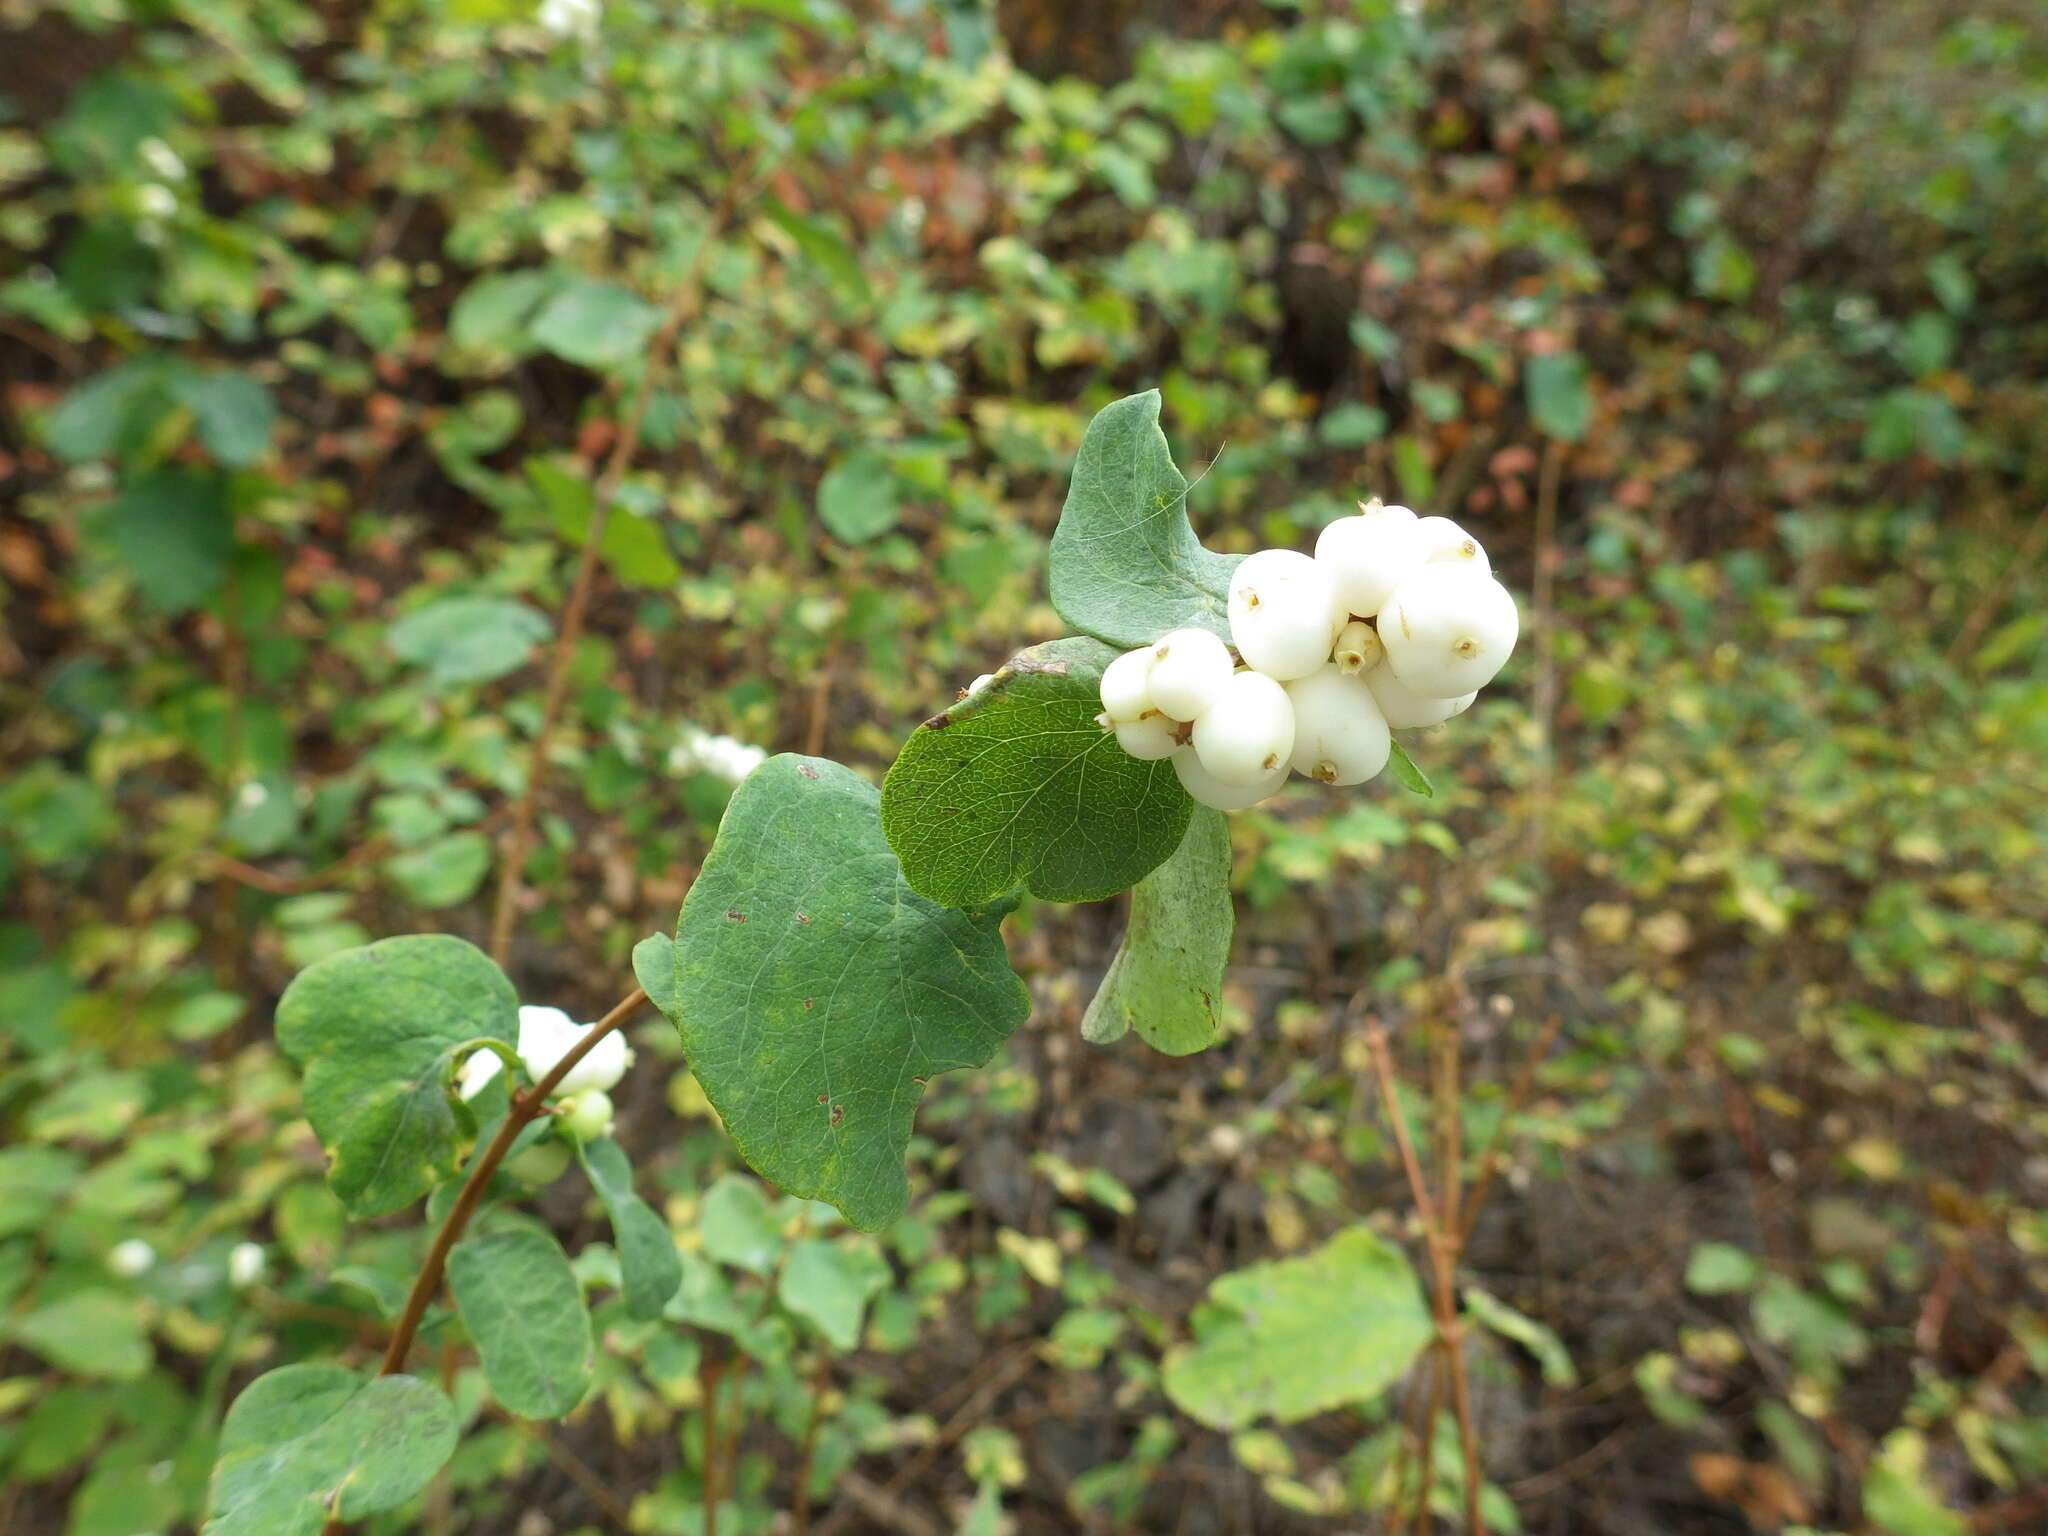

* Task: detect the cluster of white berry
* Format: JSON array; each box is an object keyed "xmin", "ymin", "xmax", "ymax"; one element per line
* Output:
[
  {"xmin": 1096, "ymin": 501, "xmax": 1518, "ymax": 811},
  {"xmin": 460, "ymin": 1004, "xmax": 633, "ymax": 1171}
]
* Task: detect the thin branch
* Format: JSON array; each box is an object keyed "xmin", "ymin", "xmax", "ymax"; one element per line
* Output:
[
  {"xmin": 1366, "ymin": 1023, "xmax": 1486, "ymax": 1536},
  {"xmin": 515, "ymin": 1416, "xmax": 634, "ymax": 1531},
  {"xmin": 379, "ymin": 986, "xmax": 647, "ymax": 1377},
  {"xmin": 485, "ymin": 139, "xmax": 791, "ymax": 967},
  {"xmin": 1945, "ymin": 502, "xmax": 2046, "ymax": 666},
  {"xmin": 485, "ymin": 271, "xmax": 702, "ymax": 964},
  {"xmin": 701, "ymin": 1354, "xmax": 725, "ymax": 1536},
  {"xmin": 316, "ymin": 984, "xmax": 648, "ymax": 1536},
  {"xmin": 792, "ymin": 1357, "xmax": 832, "ymax": 1532}
]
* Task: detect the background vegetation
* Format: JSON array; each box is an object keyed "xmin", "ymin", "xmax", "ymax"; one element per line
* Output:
[{"xmin": 2, "ymin": 0, "xmax": 2045, "ymax": 1532}]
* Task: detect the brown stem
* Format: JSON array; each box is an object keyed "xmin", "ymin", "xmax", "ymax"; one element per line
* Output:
[
  {"xmin": 701, "ymin": 1354, "xmax": 725, "ymax": 1536},
  {"xmin": 317, "ymin": 984, "xmax": 648, "ymax": 1536},
  {"xmin": 791, "ymin": 1358, "xmax": 831, "ymax": 1531},
  {"xmin": 483, "ymin": 135, "xmax": 790, "ymax": 967},
  {"xmin": 1945, "ymin": 502, "xmax": 2047, "ymax": 666},
  {"xmin": 1367, "ymin": 1024, "xmax": 1486, "ymax": 1535},
  {"xmin": 486, "ymin": 275, "xmax": 696, "ymax": 965},
  {"xmin": 518, "ymin": 1415, "xmax": 635, "ymax": 1530},
  {"xmin": 1410, "ymin": 1340, "xmax": 1444, "ymax": 1534},
  {"xmin": 379, "ymin": 986, "xmax": 646, "ymax": 1377}
]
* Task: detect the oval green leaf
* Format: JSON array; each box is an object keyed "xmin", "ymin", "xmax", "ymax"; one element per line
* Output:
[
  {"xmin": 1080, "ymin": 805, "xmax": 1233, "ymax": 1056},
  {"xmin": 667, "ymin": 754, "xmax": 1029, "ymax": 1231},
  {"xmin": 274, "ymin": 935, "xmax": 518, "ymax": 1219},
  {"xmin": 1048, "ymin": 389, "xmax": 1242, "ymax": 648},
  {"xmin": 576, "ymin": 1136, "xmax": 683, "ymax": 1321},
  {"xmin": 879, "ymin": 636, "xmax": 1193, "ymax": 907},
  {"xmin": 1161, "ymin": 1225, "xmax": 1434, "ymax": 1430},
  {"xmin": 447, "ymin": 1226, "xmax": 593, "ymax": 1418},
  {"xmin": 205, "ymin": 1364, "xmax": 457, "ymax": 1536}
]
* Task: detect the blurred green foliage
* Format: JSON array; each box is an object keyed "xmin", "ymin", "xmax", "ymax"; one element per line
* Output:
[{"xmin": 1, "ymin": 0, "xmax": 2044, "ymax": 1531}]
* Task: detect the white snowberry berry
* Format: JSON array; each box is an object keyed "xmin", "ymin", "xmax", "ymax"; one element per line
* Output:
[
  {"xmin": 1114, "ymin": 714, "xmax": 1180, "ymax": 761},
  {"xmin": 1365, "ymin": 664, "xmax": 1464, "ymax": 728},
  {"xmin": 461, "ymin": 1006, "xmax": 635, "ymax": 1101},
  {"xmin": 1333, "ymin": 619, "xmax": 1384, "ymax": 676},
  {"xmin": 1146, "ymin": 627, "xmax": 1234, "ymax": 721},
  {"xmin": 1191, "ymin": 669, "xmax": 1296, "ymax": 786},
  {"xmin": 227, "ymin": 1242, "xmax": 266, "ymax": 1289},
  {"xmin": 1411, "ymin": 515, "xmax": 1490, "ymax": 574},
  {"xmin": 1098, "ymin": 646, "xmax": 1156, "ymax": 723},
  {"xmin": 1227, "ymin": 549, "xmax": 1342, "ymax": 681},
  {"xmin": 1172, "ymin": 746, "xmax": 1289, "ymax": 810},
  {"xmin": 1379, "ymin": 565, "xmax": 1519, "ymax": 698},
  {"xmin": 1285, "ymin": 665, "xmax": 1393, "ymax": 785},
  {"xmin": 1313, "ymin": 500, "xmax": 1424, "ymax": 618}
]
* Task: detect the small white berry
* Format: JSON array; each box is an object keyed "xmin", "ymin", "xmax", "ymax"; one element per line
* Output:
[
  {"xmin": 1285, "ymin": 665, "xmax": 1393, "ymax": 786},
  {"xmin": 1313, "ymin": 501, "xmax": 1424, "ymax": 618},
  {"xmin": 1098, "ymin": 647, "xmax": 1156, "ymax": 723},
  {"xmin": 1227, "ymin": 549, "xmax": 1342, "ymax": 681},
  {"xmin": 1380, "ymin": 565, "xmax": 1519, "ymax": 698},
  {"xmin": 1333, "ymin": 620, "xmax": 1384, "ymax": 676},
  {"xmin": 1113, "ymin": 714, "xmax": 1180, "ymax": 761},
  {"xmin": 109, "ymin": 1239, "xmax": 155, "ymax": 1278},
  {"xmin": 1365, "ymin": 664, "xmax": 1464, "ymax": 729},
  {"xmin": 227, "ymin": 1242, "xmax": 266, "ymax": 1289},
  {"xmin": 1146, "ymin": 627, "xmax": 1234, "ymax": 722},
  {"xmin": 1411, "ymin": 515, "xmax": 1490, "ymax": 574},
  {"xmin": 492, "ymin": 1006, "xmax": 636, "ymax": 1098},
  {"xmin": 1172, "ymin": 746, "xmax": 1289, "ymax": 811},
  {"xmin": 1191, "ymin": 669, "xmax": 1296, "ymax": 786}
]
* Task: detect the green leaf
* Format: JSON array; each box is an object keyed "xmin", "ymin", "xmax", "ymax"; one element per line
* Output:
[
  {"xmin": 274, "ymin": 935, "xmax": 519, "ymax": 1218},
  {"xmin": 576, "ymin": 1137, "xmax": 682, "ymax": 1320},
  {"xmin": 1080, "ymin": 806, "xmax": 1231, "ymax": 1055},
  {"xmin": 778, "ymin": 1239, "xmax": 890, "ymax": 1351},
  {"xmin": 205, "ymin": 1364, "xmax": 457, "ymax": 1536},
  {"xmin": 1047, "ymin": 389, "xmax": 1242, "ymax": 648},
  {"xmin": 816, "ymin": 450, "xmax": 899, "ymax": 543},
  {"xmin": 1462, "ymin": 1286, "xmax": 1577, "ymax": 1388},
  {"xmin": 10, "ymin": 1290, "xmax": 151, "ymax": 1380},
  {"xmin": 761, "ymin": 196, "xmax": 871, "ymax": 304},
  {"xmin": 631, "ymin": 932, "xmax": 678, "ymax": 1018},
  {"xmin": 527, "ymin": 277, "xmax": 661, "ymax": 371},
  {"xmin": 170, "ymin": 369, "xmax": 276, "ymax": 467},
  {"xmin": 880, "ymin": 636, "xmax": 1193, "ymax": 907},
  {"xmin": 666, "ymin": 755, "xmax": 1029, "ymax": 1230},
  {"xmin": 43, "ymin": 357, "xmax": 176, "ymax": 463},
  {"xmin": 1386, "ymin": 738, "xmax": 1434, "ymax": 798},
  {"xmin": 449, "ymin": 269, "xmax": 559, "ymax": 356},
  {"xmin": 103, "ymin": 468, "xmax": 233, "ymax": 614},
  {"xmin": 387, "ymin": 595, "xmax": 550, "ymax": 688},
  {"xmin": 1684, "ymin": 1241, "xmax": 1761, "ymax": 1295},
  {"xmin": 383, "ymin": 831, "xmax": 491, "ymax": 908},
  {"xmin": 528, "ymin": 457, "xmax": 682, "ymax": 587},
  {"xmin": 1864, "ymin": 1429, "xmax": 1967, "ymax": 1536},
  {"xmin": 446, "ymin": 1226, "xmax": 593, "ymax": 1418},
  {"xmin": 1525, "ymin": 352, "xmax": 1591, "ymax": 443},
  {"xmin": 698, "ymin": 1174, "xmax": 783, "ymax": 1276},
  {"xmin": 1162, "ymin": 1225, "xmax": 1434, "ymax": 1429}
]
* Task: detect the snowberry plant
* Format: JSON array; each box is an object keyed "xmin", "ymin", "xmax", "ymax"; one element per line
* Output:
[{"xmin": 208, "ymin": 391, "xmax": 1515, "ymax": 1532}]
